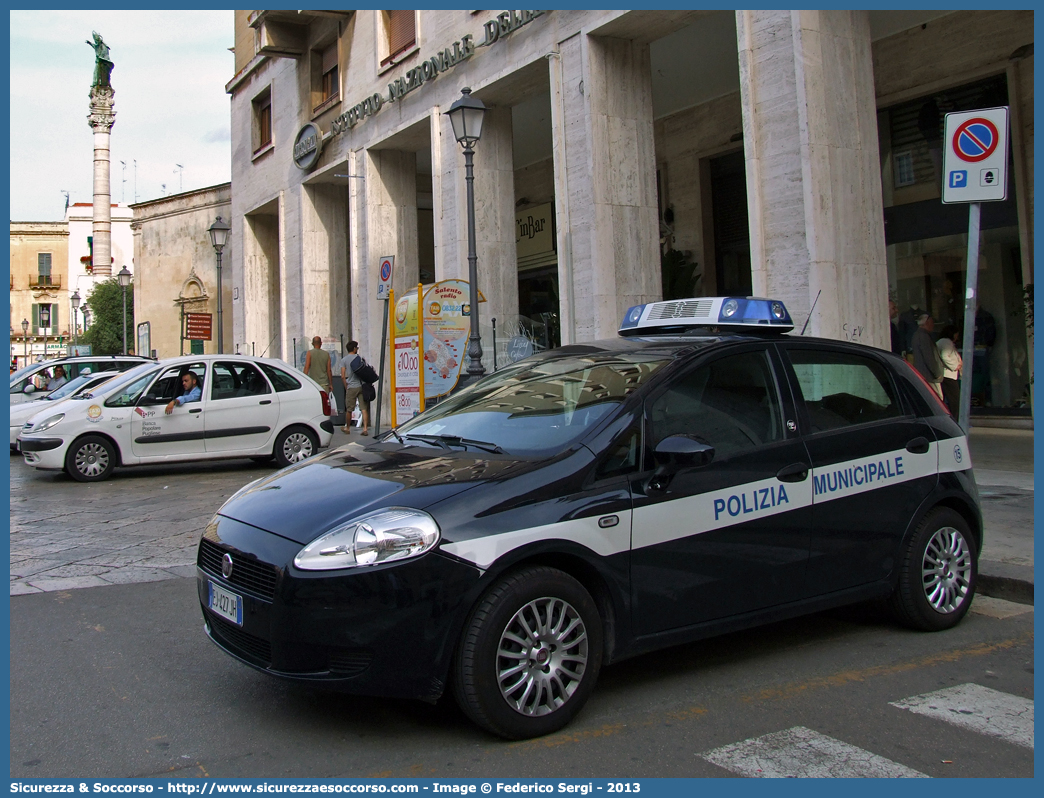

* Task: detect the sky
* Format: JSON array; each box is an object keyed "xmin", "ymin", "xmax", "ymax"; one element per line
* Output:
[{"xmin": 10, "ymin": 9, "xmax": 234, "ymax": 221}]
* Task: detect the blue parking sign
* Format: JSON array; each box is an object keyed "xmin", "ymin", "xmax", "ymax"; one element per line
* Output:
[{"xmin": 948, "ymin": 170, "xmax": 968, "ymax": 188}]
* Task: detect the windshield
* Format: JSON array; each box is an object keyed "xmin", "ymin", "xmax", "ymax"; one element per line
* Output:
[
  {"xmin": 42, "ymin": 373, "xmax": 113, "ymax": 401},
  {"xmin": 100, "ymin": 365, "xmax": 161, "ymax": 406},
  {"xmin": 394, "ymin": 354, "xmax": 668, "ymax": 456}
]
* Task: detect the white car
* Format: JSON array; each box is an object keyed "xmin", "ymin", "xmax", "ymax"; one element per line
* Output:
[
  {"xmin": 10, "ymin": 355, "xmax": 152, "ymax": 405},
  {"xmin": 18, "ymin": 355, "xmax": 334, "ymax": 482},
  {"xmin": 10, "ymin": 370, "xmax": 121, "ymax": 450}
]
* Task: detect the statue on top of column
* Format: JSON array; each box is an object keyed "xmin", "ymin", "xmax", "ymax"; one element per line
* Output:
[{"xmin": 86, "ymin": 31, "xmax": 113, "ymax": 89}]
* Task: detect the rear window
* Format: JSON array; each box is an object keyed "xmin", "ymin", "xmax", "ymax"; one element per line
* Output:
[
  {"xmin": 258, "ymin": 364, "xmax": 302, "ymax": 392},
  {"xmin": 787, "ymin": 349, "xmax": 901, "ymax": 432}
]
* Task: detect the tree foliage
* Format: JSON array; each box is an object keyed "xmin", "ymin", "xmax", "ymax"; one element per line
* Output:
[{"xmin": 82, "ymin": 278, "xmax": 134, "ymax": 356}]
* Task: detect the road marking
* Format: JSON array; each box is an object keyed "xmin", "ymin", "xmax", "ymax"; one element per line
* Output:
[
  {"xmin": 891, "ymin": 683, "xmax": 1034, "ymax": 749},
  {"xmin": 701, "ymin": 726, "xmax": 928, "ymax": 778}
]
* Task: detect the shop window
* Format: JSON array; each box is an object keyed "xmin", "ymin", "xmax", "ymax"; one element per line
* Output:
[
  {"xmin": 252, "ymin": 88, "xmax": 272, "ymax": 153},
  {"xmin": 37, "ymin": 253, "xmax": 52, "ymax": 286},
  {"xmin": 893, "ymin": 151, "xmax": 915, "ymax": 188},
  {"xmin": 313, "ymin": 41, "xmax": 339, "ymax": 113},
  {"xmin": 381, "ymin": 10, "xmax": 416, "ymax": 66}
]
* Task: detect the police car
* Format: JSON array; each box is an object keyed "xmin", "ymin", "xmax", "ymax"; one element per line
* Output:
[{"xmin": 197, "ymin": 297, "xmax": 980, "ymax": 740}]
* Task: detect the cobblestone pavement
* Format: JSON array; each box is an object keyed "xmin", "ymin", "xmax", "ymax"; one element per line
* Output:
[{"xmin": 9, "ymin": 453, "xmax": 274, "ymax": 595}]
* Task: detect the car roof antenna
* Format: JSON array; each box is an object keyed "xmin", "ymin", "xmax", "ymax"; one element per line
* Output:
[{"xmin": 800, "ymin": 290, "xmax": 822, "ymax": 336}]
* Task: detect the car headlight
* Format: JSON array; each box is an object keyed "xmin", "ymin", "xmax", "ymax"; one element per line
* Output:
[
  {"xmin": 30, "ymin": 413, "xmax": 65, "ymax": 433},
  {"xmin": 294, "ymin": 507, "xmax": 440, "ymax": 571}
]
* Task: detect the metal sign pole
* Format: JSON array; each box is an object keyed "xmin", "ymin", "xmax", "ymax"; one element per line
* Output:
[
  {"xmin": 958, "ymin": 202, "xmax": 981, "ymax": 433},
  {"xmin": 374, "ymin": 294, "xmax": 391, "ymax": 438}
]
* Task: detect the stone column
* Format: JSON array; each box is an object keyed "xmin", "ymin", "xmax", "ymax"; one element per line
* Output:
[
  {"xmin": 434, "ymin": 104, "xmax": 518, "ymax": 357},
  {"xmin": 87, "ymin": 86, "xmax": 115, "ymax": 277},
  {"xmin": 552, "ymin": 34, "xmax": 661, "ymax": 342},
  {"xmin": 737, "ymin": 10, "xmax": 888, "ymax": 348}
]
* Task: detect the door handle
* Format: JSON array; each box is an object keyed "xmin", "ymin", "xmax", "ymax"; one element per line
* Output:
[
  {"xmin": 776, "ymin": 463, "xmax": 809, "ymax": 482},
  {"xmin": 259, "ymin": 400, "xmax": 272, "ymax": 405},
  {"xmin": 189, "ymin": 408, "xmax": 202, "ymax": 414},
  {"xmin": 906, "ymin": 437, "xmax": 930, "ymax": 455}
]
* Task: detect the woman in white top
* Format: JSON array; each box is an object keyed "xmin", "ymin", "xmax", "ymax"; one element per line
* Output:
[{"xmin": 936, "ymin": 325, "xmax": 962, "ymax": 417}]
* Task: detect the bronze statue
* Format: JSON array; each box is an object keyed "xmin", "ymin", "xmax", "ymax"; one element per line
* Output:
[{"xmin": 86, "ymin": 31, "xmax": 113, "ymax": 89}]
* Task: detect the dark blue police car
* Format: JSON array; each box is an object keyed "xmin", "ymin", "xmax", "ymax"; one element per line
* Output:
[{"xmin": 197, "ymin": 297, "xmax": 980, "ymax": 739}]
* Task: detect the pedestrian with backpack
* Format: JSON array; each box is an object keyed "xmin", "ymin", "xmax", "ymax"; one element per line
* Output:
[{"xmin": 340, "ymin": 340, "xmax": 377, "ymax": 436}]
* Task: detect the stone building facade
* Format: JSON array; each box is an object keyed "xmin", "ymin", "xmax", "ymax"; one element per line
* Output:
[
  {"xmin": 9, "ymin": 222, "xmax": 71, "ymax": 367},
  {"xmin": 226, "ymin": 9, "xmax": 1034, "ymax": 413},
  {"xmin": 130, "ymin": 184, "xmax": 233, "ymax": 358}
]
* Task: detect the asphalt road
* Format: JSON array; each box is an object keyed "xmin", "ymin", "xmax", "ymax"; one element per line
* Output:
[{"xmin": 10, "ymin": 578, "xmax": 1033, "ymax": 779}]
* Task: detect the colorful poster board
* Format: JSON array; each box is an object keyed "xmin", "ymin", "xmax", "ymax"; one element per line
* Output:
[
  {"xmin": 422, "ymin": 280, "xmax": 471, "ymax": 398},
  {"xmin": 392, "ymin": 289, "xmax": 422, "ymax": 423}
]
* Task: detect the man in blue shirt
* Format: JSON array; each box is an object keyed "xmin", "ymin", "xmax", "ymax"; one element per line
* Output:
[{"xmin": 165, "ymin": 371, "xmax": 202, "ymax": 414}]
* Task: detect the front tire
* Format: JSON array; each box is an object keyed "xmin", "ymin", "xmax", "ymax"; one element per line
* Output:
[
  {"xmin": 453, "ymin": 566, "xmax": 603, "ymax": 740},
  {"xmin": 890, "ymin": 507, "xmax": 977, "ymax": 631},
  {"xmin": 273, "ymin": 426, "xmax": 318, "ymax": 468},
  {"xmin": 65, "ymin": 434, "xmax": 116, "ymax": 482}
]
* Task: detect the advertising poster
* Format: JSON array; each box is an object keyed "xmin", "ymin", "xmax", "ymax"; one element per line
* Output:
[
  {"xmin": 393, "ymin": 289, "xmax": 421, "ymax": 423},
  {"xmin": 422, "ymin": 279, "xmax": 472, "ymax": 398}
]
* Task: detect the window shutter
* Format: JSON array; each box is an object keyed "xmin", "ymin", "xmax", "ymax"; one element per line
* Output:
[
  {"xmin": 51, "ymin": 304, "xmax": 58, "ymax": 332},
  {"xmin": 32, "ymin": 304, "xmax": 39, "ymax": 329},
  {"xmin": 386, "ymin": 10, "xmax": 416, "ymax": 61},
  {"xmin": 38, "ymin": 253, "xmax": 52, "ymax": 279},
  {"xmin": 322, "ymin": 42, "xmax": 338, "ymax": 73}
]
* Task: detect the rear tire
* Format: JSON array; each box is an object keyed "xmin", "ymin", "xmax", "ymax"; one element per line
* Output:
[
  {"xmin": 65, "ymin": 434, "xmax": 116, "ymax": 482},
  {"xmin": 273, "ymin": 426, "xmax": 318, "ymax": 468},
  {"xmin": 890, "ymin": 507, "xmax": 977, "ymax": 631},
  {"xmin": 453, "ymin": 566, "xmax": 603, "ymax": 740}
]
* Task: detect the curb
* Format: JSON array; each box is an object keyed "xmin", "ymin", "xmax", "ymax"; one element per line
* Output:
[{"xmin": 978, "ymin": 560, "xmax": 1034, "ymax": 605}]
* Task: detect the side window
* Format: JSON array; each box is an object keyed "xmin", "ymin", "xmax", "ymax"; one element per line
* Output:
[
  {"xmin": 787, "ymin": 349, "xmax": 901, "ymax": 433},
  {"xmin": 211, "ymin": 362, "xmax": 272, "ymax": 400},
  {"xmin": 140, "ymin": 363, "xmax": 207, "ymax": 406},
  {"xmin": 258, "ymin": 363, "xmax": 302, "ymax": 392},
  {"xmin": 595, "ymin": 424, "xmax": 642, "ymax": 480},
  {"xmin": 648, "ymin": 350, "xmax": 783, "ymax": 461}
]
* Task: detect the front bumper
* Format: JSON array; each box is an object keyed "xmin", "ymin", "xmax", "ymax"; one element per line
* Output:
[
  {"xmin": 196, "ymin": 514, "xmax": 482, "ymax": 700},
  {"xmin": 19, "ymin": 436, "xmax": 68, "ymax": 468}
]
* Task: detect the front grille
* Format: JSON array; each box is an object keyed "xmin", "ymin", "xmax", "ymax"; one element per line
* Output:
[
  {"xmin": 208, "ymin": 615, "xmax": 272, "ymax": 666},
  {"xmin": 328, "ymin": 650, "xmax": 373, "ymax": 677},
  {"xmin": 198, "ymin": 538, "xmax": 279, "ymax": 600}
]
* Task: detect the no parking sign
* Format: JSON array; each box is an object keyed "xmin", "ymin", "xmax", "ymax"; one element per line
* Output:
[
  {"xmin": 942, "ymin": 106, "xmax": 1009, "ymax": 203},
  {"xmin": 377, "ymin": 255, "xmax": 394, "ymax": 301}
]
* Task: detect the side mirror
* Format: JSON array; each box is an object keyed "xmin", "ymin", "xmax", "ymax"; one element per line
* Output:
[
  {"xmin": 23, "ymin": 384, "xmax": 35, "ymax": 395},
  {"xmin": 653, "ymin": 434, "xmax": 715, "ymax": 471}
]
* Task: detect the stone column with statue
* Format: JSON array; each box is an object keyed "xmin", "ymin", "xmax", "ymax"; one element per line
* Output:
[{"xmin": 86, "ymin": 31, "xmax": 115, "ymax": 277}]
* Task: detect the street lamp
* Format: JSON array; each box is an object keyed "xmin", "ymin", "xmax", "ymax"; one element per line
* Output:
[
  {"xmin": 209, "ymin": 216, "xmax": 231, "ymax": 354},
  {"xmin": 21, "ymin": 318, "xmax": 28, "ymax": 365},
  {"xmin": 118, "ymin": 266, "xmax": 132, "ymax": 355},
  {"xmin": 70, "ymin": 290, "xmax": 81, "ymax": 351},
  {"xmin": 446, "ymin": 87, "xmax": 488, "ymax": 377}
]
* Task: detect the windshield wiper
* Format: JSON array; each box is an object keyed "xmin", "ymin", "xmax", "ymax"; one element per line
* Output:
[
  {"xmin": 402, "ymin": 433, "xmax": 505, "ymax": 454},
  {"xmin": 380, "ymin": 427, "xmax": 404, "ymax": 444}
]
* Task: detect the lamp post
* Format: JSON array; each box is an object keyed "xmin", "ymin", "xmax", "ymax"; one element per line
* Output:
[
  {"xmin": 21, "ymin": 318, "xmax": 28, "ymax": 365},
  {"xmin": 209, "ymin": 216, "xmax": 231, "ymax": 354},
  {"xmin": 70, "ymin": 290, "xmax": 81, "ymax": 352},
  {"xmin": 446, "ymin": 87, "xmax": 488, "ymax": 378},
  {"xmin": 118, "ymin": 266, "xmax": 132, "ymax": 355}
]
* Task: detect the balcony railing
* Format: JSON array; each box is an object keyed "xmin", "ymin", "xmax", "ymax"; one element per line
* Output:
[{"xmin": 29, "ymin": 276, "xmax": 61, "ymax": 289}]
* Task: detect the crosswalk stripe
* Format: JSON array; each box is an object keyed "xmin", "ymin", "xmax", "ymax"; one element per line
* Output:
[
  {"xmin": 890, "ymin": 683, "xmax": 1034, "ymax": 749},
  {"xmin": 701, "ymin": 726, "xmax": 929, "ymax": 778}
]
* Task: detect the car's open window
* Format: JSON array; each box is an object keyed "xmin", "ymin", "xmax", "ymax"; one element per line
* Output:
[
  {"xmin": 786, "ymin": 349, "xmax": 901, "ymax": 433},
  {"xmin": 139, "ymin": 363, "xmax": 207, "ymax": 406},
  {"xmin": 396, "ymin": 354, "xmax": 668, "ymax": 456},
  {"xmin": 211, "ymin": 362, "xmax": 272, "ymax": 400},
  {"xmin": 647, "ymin": 349, "xmax": 784, "ymax": 461}
]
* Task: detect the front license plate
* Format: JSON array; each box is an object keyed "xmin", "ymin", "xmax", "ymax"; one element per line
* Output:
[{"xmin": 208, "ymin": 581, "xmax": 243, "ymax": 626}]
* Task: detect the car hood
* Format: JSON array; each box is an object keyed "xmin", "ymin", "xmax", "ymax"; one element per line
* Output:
[
  {"xmin": 11, "ymin": 396, "xmax": 71, "ymax": 424},
  {"xmin": 216, "ymin": 441, "xmax": 540, "ymax": 545}
]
